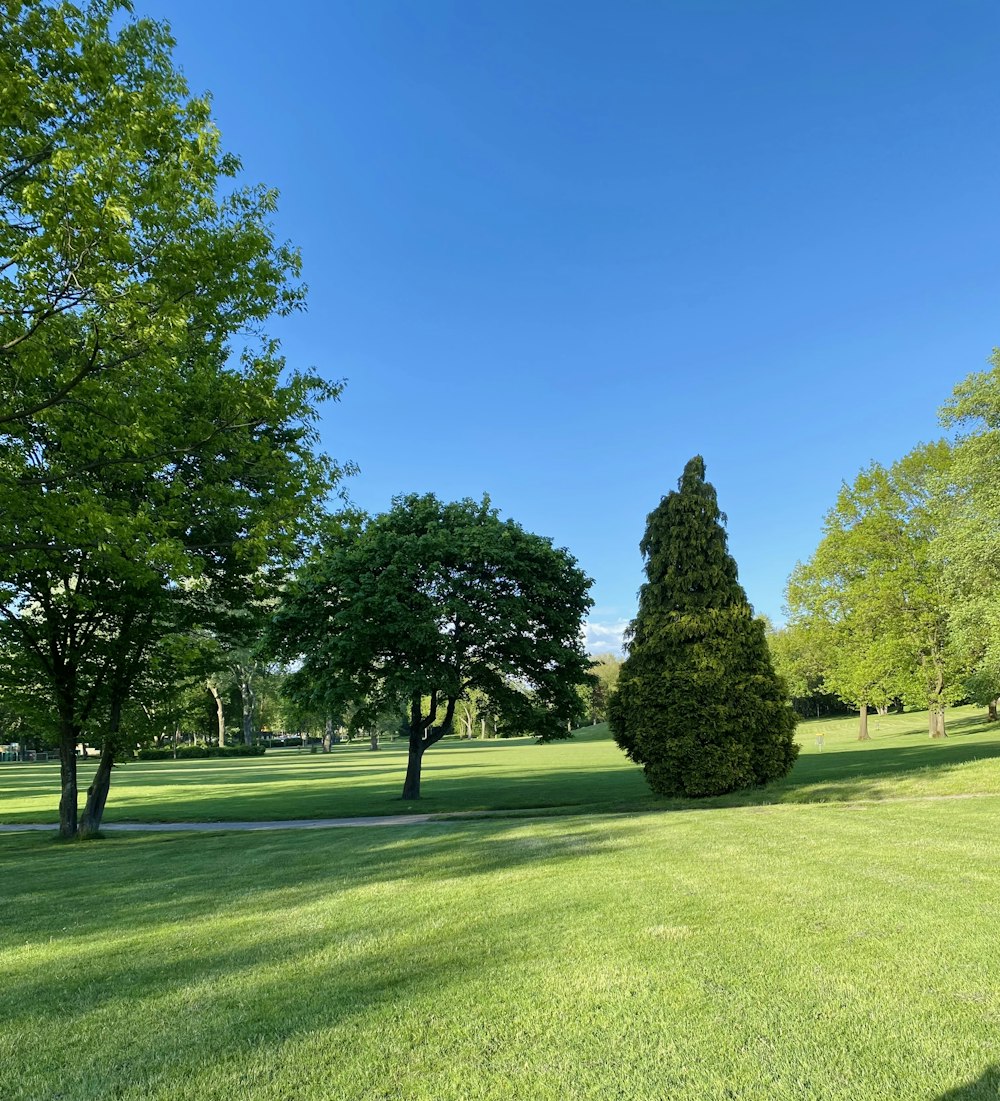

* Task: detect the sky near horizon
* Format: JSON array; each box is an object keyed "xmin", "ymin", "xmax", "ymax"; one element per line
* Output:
[{"xmin": 135, "ymin": 0, "xmax": 1000, "ymax": 651}]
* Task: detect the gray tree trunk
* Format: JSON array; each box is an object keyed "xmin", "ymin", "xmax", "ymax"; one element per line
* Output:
[{"xmin": 207, "ymin": 680, "xmax": 225, "ymax": 747}]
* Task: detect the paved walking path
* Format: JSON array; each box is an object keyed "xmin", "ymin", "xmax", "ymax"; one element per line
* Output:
[
  {"xmin": 3, "ymin": 790, "xmax": 998, "ymax": 835},
  {"xmin": 0, "ymin": 813, "xmax": 442, "ymax": 834}
]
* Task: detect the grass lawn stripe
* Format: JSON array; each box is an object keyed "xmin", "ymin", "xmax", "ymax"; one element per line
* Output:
[{"xmin": 3, "ymin": 794, "xmax": 1000, "ymax": 1099}]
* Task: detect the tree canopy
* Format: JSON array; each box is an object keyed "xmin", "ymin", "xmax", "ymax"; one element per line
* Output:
[
  {"xmin": 269, "ymin": 494, "xmax": 594, "ymax": 799},
  {"xmin": 0, "ymin": 0, "xmax": 345, "ymax": 837},
  {"xmin": 609, "ymin": 457, "xmax": 798, "ymax": 797},
  {"xmin": 787, "ymin": 442, "xmax": 957, "ymax": 738}
]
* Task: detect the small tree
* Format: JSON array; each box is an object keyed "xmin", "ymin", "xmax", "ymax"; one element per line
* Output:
[
  {"xmin": 269, "ymin": 495, "xmax": 594, "ymax": 799},
  {"xmin": 609, "ymin": 457, "xmax": 798, "ymax": 797}
]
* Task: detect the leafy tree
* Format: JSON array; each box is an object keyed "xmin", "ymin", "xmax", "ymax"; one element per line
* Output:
[
  {"xmin": 765, "ymin": 621, "xmax": 843, "ymax": 719},
  {"xmin": 0, "ymin": 2, "xmax": 345, "ymax": 837},
  {"xmin": 788, "ymin": 442, "xmax": 957, "ymax": 738},
  {"xmin": 585, "ymin": 652, "xmax": 622, "ymax": 724},
  {"xmin": 938, "ymin": 352, "xmax": 1000, "ymax": 721},
  {"xmin": 2, "ymin": 0, "xmax": 304, "ymax": 426},
  {"xmin": 269, "ymin": 495, "xmax": 594, "ymax": 800},
  {"xmin": 608, "ymin": 457, "xmax": 798, "ymax": 797}
]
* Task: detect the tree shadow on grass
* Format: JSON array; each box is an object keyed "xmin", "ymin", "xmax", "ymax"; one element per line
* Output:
[
  {"xmin": 8, "ymin": 720, "xmax": 1000, "ymax": 828},
  {"xmin": 2, "ymin": 816, "xmax": 631, "ymax": 948},
  {"xmin": 755, "ymin": 729, "xmax": 1000, "ymax": 806},
  {"xmin": 934, "ymin": 1065, "xmax": 1000, "ymax": 1099},
  {"xmin": 0, "ymin": 820, "xmax": 634, "ymax": 1099}
]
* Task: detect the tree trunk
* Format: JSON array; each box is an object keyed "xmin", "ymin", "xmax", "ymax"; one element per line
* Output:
[
  {"xmin": 401, "ymin": 692, "xmax": 456, "ymax": 799},
  {"xmin": 989, "ymin": 700, "xmax": 998, "ymax": 723},
  {"xmin": 370, "ymin": 729, "xmax": 379, "ymax": 751},
  {"xmin": 322, "ymin": 717, "xmax": 333, "ymax": 752},
  {"xmin": 79, "ymin": 743, "xmax": 115, "ymax": 838},
  {"xmin": 930, "ymin": 707, "xmax": 946, "ymax": 738},
  {"xmin": 207, "ymin": 680, "xmax": 225, "ymax": 747},
  {"xmin": 402, "ymin": 730, "xmax": 423, "ymax": 799},
  {"xmin": 79, "ymin": 692, "xmax": 125, "ymax": 838},
  {"xmin": 58, "ymin": 731, "xmax": 79, "ymax": 840},
  {"xmin": 876, "ymin": 705, "xmax": 889, "ymax": 716},
  {"xmin": 857, "ymin": 703, "xmax": 870, "ymax": 741},
  {"xmin": 240, "ymin": 674, "xmax": 255, "ymax": 745}
]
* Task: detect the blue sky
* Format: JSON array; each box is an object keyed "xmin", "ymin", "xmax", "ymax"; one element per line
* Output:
[{"xmin": 136, "ymin": 1, "xmax": 1000, "ymax": 650}]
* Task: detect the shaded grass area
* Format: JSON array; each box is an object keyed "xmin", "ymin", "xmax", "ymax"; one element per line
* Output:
[
  {"xmin": 4, "ymin": 705, "xmax": 1000, "ymax": 825},
  {"xmin": 3, "ymin": 797, "xmax": 1000, "ymax": 1100}
]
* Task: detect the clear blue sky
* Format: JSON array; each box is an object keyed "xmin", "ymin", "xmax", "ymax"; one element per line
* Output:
[{"xmin": 137, "ymin": 0, "xmax": 1000, "ymax": 651}]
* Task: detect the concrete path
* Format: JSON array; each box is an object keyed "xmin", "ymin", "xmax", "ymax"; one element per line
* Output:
[
  {"xmin": 5, "ymin": 790, "xmax": 996, "ymax": 835},
  {"xmin": 0, "ymin": 813, "xmax": 441, "ymax": 834}
]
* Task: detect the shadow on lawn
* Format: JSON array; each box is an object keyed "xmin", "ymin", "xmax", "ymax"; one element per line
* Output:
[
  {"xmin": 1, "ymin": 820, "xmax": 631, "ymax": 1095},
  {"xmin": 756, "ymin": 720, "xmax": 1000, "ymax": 806},
  {"xmin": 8, "ymin": 718, "xmax": 1000, "ymax": 827},
  {"xmin": 3, "ymin": 817, "xmax": 628, "ymax": 943},
  {"xmin": 935, "ymin": 1065, "xmax": 1000, "ymax": 1099}
]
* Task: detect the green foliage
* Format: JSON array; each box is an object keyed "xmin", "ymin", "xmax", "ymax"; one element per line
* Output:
[
  {"xmin": 269, "ymin": 494, "xmax": 594, "ymax": 797},
  {"xmin": 609, "ymin": 457, "xmax": 798, "ymax": 797},
  {"xmin": 765, "ymin": 621, "xmax": 844, "ymax": 717},
  {"xmin": 939, "ymin": 350, "xmax": 1000, "ymax": 708},
  {"xmin": 584, "ymin": 652, "xmax": 622, "ymax": 724},
  {"xmin": 787, "ymin": 442, "xmax": 959, "ymax": 733},
  {"xmin": 0, "ymin": 0, "xmax": 346, "ymax": 835},
  {"xmin": 1, "ymin": 0, "xmax": 303, "ymax": 426}
]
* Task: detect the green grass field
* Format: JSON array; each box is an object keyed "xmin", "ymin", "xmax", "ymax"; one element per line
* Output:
[
  {"xmin": 3, "ymin": 709, "xmax": 1000, "ymax": 1099},
  {"xmin": 4, "ymin": 704, "xmax": 1000, "ymax": 825}
]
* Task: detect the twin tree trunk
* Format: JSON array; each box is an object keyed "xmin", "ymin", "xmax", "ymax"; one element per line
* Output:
[
  {"xmin": 401, "ymin": 690, "xmax": 457, "ymax": 800},
  {"xmin": 57, "ymin": 694, "xmax": 122, "ymax": 840}
]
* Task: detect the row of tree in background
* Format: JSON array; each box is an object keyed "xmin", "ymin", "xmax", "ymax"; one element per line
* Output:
[{"xmin": 768, "ymin": 354, "xmax": 1000, "ymax": 740}]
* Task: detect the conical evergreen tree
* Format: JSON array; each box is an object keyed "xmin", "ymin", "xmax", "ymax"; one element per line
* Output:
[{"xmin": 609, "ymin": 456, "xmax": 798, "ymax": 797}]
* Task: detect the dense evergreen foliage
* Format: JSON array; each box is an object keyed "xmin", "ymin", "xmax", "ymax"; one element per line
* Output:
[{"xmin": 609, "ymin": 457, "xmax": 798, "ymax": 797}]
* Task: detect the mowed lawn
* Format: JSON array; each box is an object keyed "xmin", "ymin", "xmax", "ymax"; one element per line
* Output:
[
  {"xmin": 3, "ymin": 792, "xmax": 1000, "ymax": 1099},
  {"xmin": 5, "ymin": 704, "xmax": 1000, "ymax": 824}
]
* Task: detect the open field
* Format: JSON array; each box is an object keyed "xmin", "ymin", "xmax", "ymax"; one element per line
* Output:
[
  {"xmin": 3, "ymin": 787, "xmax": 1000, "ymax": 1098},
  {"xmin": 4, "ymin": 704, "xmax": 1000, "ymax": 825}
]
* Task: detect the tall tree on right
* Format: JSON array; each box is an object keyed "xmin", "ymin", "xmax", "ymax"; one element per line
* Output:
[{"xmin": 609, "ymin": 457, "xmax": 798, "ymax": 797}]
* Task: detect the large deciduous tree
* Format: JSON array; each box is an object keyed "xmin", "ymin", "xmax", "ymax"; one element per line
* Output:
[
  {"xmin": 608, "ymin": 457, "xmax": 797, "ymax": 797},
  {"xmin": 269, "ymin": 495, "xmax": 594, "ymax": 800},
  {"xmin": 938, "ymin": 352, "xmax": 1000, "ymax": 721},
  {"xmin": 787, "ymin": 442, "xmax": 957, "ymax": 738},
  {"xmin": 0, "ymin": 0, "xmax": 345, "ymax": 837}
]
